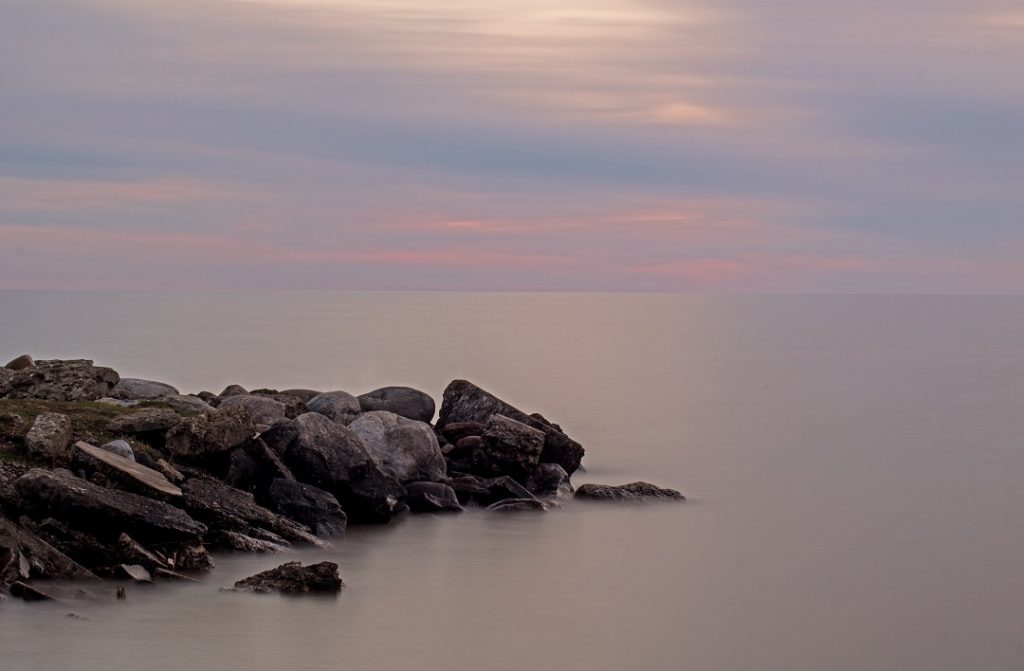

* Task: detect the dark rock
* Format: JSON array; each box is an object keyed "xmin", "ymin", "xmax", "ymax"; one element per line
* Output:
[
  {"xmin": 100, "ymin": 439, "xmax": 135, "ymax": 461},
  {"xmin": 278, "ymin": 389, "xmax": 320, "ymax": 403},
  {"xmin": 154, "ymin": 567, "xmax": 197, "ymax": 582},
  {"xmin": 268, "ymin": 479, "xmax": 346, "ymax": 537},
  {"xmin": 9, "ymin": 581, "xmax": 53, "ymax": 601},
  {"xmin": 357, "ymin": 386, "xmax": 435, "ymax": 423},
  {"xmin": 249, "ymin": 393, "xmax": 308, "ymax": 419},
  {"xmin": 4, "ymin": 359, "xmax": 120, "ymax": 401},
  {"xmin": 574, "ymin": 482, "xmax": 685, "ymax": 502},
  {"xmin": 0, "ymin": 462, "xmax": 30, "ymax": 517},
  {"xmin": 445, "ymin": 473, "xmax": 535, "ymax": 506},
  {"xmin": 4, "ymin": 354, "xmax": 34, "ymax": 371},
  {"xmin": 117, "ymin": 533, "xmax": 167, "ymax": 572},
  {"xmin": 405, "ymin": 482, "xmax": 463, "ymax": 513},
  {"xmin": 306, "ymin": 391, "xmax": 361, "ymax": 424},
  {"xmin": 226, "ymin": 438, "xmax": 294, "ymax": 498},
  {"xmin": 196, "ymin": 391, "xmax": 218, "ymax": 404},
  {"xmin": 108, "ymin": 408, "xmax": 181, "ymax": 442},
  {"xmin": 72, "ymin": 441, "xmax": 182, "ymax": 498},
  {"xmin": 444, "ymin": 435, "xmax": 480, "ymax": 472},
  {"xmin": 0, "ymin": 513, "xmax": 97, "ymax": 581},
  {"xmin": 206, "ymin": 530, "xmax": 288, "ymax": 553},
  {"xmin": 471, "ymin": 414, "xmax": 544, "ymax": 478},
  {"xmin": 14, "ymin": 469, "xmax": 206, "ymax": 544},
  {"xmin": 166, "ymin": 406, "xmax": 256, "ymax": 458},
  {"xmin": 170, "ymin": 543, "xmax": 215, "ymax": 572},
  {"xmin": 0, "ymin": 412, "xmax": 30, "ymax": 442},
  {"xmin": 0, "ymin": 369, "xmax": 13, "ymax": 397},
  {"xmin": 159, "ymin": 395, "xmax": 213, "ymax": 413},
  {"xmin": 280, "ymin": 413, "xmax": 373, "ymax": 489},
  {"xmin": 349, "ymin": 411, "xmax": 446, "ymax": 483},
  {"xmin": 233, "ymin": 561, "xmax": 343, "ymax": 594},
  {"xmin": 109, "ymin": 378, "xmax": 179, "ymax": 400},
  {"xmin": 438, "ymin": 421, "xmax": 487, "ymax": 445},
  {"xmin": 342, "ymin": 463, "xmax": 407, "ymax": 524},
  {"xmin": 25, "ymin": 412, "xmax": 73, "ymax": 464},
  {"xmin": 524, "ymin": 463, "xmax": 573, "ymax": 499},
  {"xmin": 486, "ymin": 498, "xmax": 549, "ymax": 512},
  {"xmin": 219, "ymin": 385, "xmax": 248, "ymax": 398},
  {"xmin": 217, "ymin": 395, "xmax": 289, "ymax": 425},
  {"xmin": 114, "ymin": 563, "xmax": 152, "ymax": 583},
  {"xmin": 20, "ymin": 517, "xmax": 121, "ymax": 572}
]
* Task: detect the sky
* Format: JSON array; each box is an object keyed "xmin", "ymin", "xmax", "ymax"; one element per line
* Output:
[{"xmin": 1, "ymin": 0, "xmax": 1022, "ymax": 292}]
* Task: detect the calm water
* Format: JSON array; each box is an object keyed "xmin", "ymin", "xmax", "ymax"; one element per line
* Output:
[{"xmin": 2, "ymin": 291, "xmax": 1024, "ymax": 670}]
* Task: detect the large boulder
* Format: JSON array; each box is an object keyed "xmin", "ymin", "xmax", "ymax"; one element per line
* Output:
[
  {"xmin": 305, "ymin": 391, "xmax": 361, "ymax": 424},
  {"xmin": 4, "ymin": 354, "xmax": 34, "ymax": 371},
  {"xmin": 524, "ymin": 464, "xmax": 573, "ymax": 499},
  {"xmin": 226, "ymin": 439, "xmax": 295, "ymax": 498},
  {"xmin": 268, "ymin": 478, "xmax": 347, "ymax": 537},
  {"xmin": 108, "ymin": 408, "xmax": 181, "ymax": 444},
  {"xmin": 14, "ymin": 469, "xmax": 206, "ymax": 544},
  {"xmin": 217, "ymin": 395, "xmax": 289, "ymax": 425},
  {"xmin": 357, "ymin": 387, "xmax": 435, "ymax": 423},
  {"xmin": 159, "ymin": 394, "xmax": 214, "ymax": 413},
  {"xmin": 166, "ymin": 406, "xmax": 256, "ymax": 458},
  {"xmin": 24, "ymin": 412, "xmax": 73, "ymax": 464},
  {"xmin": 435, "ymin": 380, "xmax": 584, "ymax": 474},
  {"xmin": 109, "ymin": 378, "xmax": 179, "ymax": 400},
  {"xmin": 278, "ymin": 389, "xmax": 320, "ymax": 403},
  {"xmin": 233, "ymin": 561, "xmax": 343, "ymax": 594},
  {"xmin": 343, "ymin": 464, "xmax": 407, "ymax": 524},
  {"xmin": 471, "ymin": 414, "xmax": 544, "ymax": 478},
  {"xmin": 4, "ymin": 359, "xmax": 119, "ymax": 401},
  {"xmin": 279, "ymin": 413, "xmax": 373, "ymax": 488},
  {"xmin": 405, "ymin": 482, "xmax": 462, "ymax": 513},
  {"xmin": 574, "ymin": 482, "xmax": 685, "ymax": 502},
  {"xmin": 348, "ymin": 411, "xmax": 446, "ymax": 484}
]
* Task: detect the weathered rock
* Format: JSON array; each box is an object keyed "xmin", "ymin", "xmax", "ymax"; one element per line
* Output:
[
  {"xmin": 109, "ymin": 378, "xmax": 179, "ymax": 400},
  {"xmin": 524, "ymin": 463, "xmax": 573, "ymax": 499},
  {"xmin": 445, "ymin": 474, "xmax": 535, "ymax": 506},
  {"xmin": 358, "ymin": 386, "xmax": 435, "ymax": 423},
  {"xmin": 278, "ymin": 389, "xmax": 321, "ymax": 403},
  {"xmin": 349, "ymin": 411, "xmax": 446, "ymax": 484},
  {"xmin": 24, "ymin": 412, "xmax": 73, "ymax": 464},
  {"xmin": 436, "ymin": 380, "xmax": 585, "ymax": 474},
  {"xmin": 226, "ymin": 439, "xmax": 294, "ymax": 497},
  {"xmin": 73, "ymin": 441, "xmax": 181, "ymax": 498},
  {"xmin": 166, "ymin": 406, "xmax": 256, "ymax": 458},
  {"xmin": 114, "ymin": 563, "xmax": 152, "ymax": 583},
  {"xmin": 574, "ymin": 482, "xmax": 685, "ymax": 502},
  {"xmin": 117, "ymin": 533, "xmax": 167, "ymax": 572},
  {"xmin": 5, "ymin": 359, "xmax": 120, "ymax": 401},
  {"xmin": 179, "ymin": 476, "xmax": 322, "ymax": 546},
  {"xmin": 0, "ymin": 462, "xmax": 30, "ymax": 517},
  {"xmin": 218, "ymin": 395, "xmax": 289, "ymax": 425},
  {"xmin": 14, "ymin": 469, "xmax": 207, "ymax": 544},
  {"xmin": 341, "ymin": 463, "xmax": 407, "ymax": 524},
  {"xmin": 444, "ymin": 435, "xmax": 480, "ymax": 472},
  {"xmin": 486, "ymin": 498, "xmax": 549, "ymax": 512},
  {"xmin": 405, "ymin": 482, "xmax": 463, "ymax": 513},
  {"xmin": 0, "ymin": 412, "xmax": 29, "ymax": 442},
  {"xmin": 219, "ymin": 385, "xmax": 248, "ymax": 398},
  {"xmin": 306, "ymin": 391, "xmax": 362, "ymax": 424},
  {"xmin": 471, "ymin": 414, "xmax": 544, "ymax": 478},
  {"xmin": 160, "ymin": 394, "xmax": 214, "ymax": 413},
  {"xmin": 9, "ymin": 581, "xmax": 54, "ymax": 601},
  {"xmin": 20, "ymin": 517, "xmax": 121, "ymax": 572},
  {"xmin": 108, "ymin": 408, "xmax": 181, "ymax": 439},
  {"xmin": 280, "ymin": 413, "xmax": 373, "ymax": 489},
  {"xmin": 100, "ymin": 439, "xmax": 135, "ymax": 461},
  {"xmin": 4, "ymin": 354, "xmax": 34, "ymax": 371},
  {"xmin": 206, "ymin": 530, "xmax": 288, "ymax": 553},
  {"xmin": 438, "ymin": 421, "xmax": 487, "ymax": 445},
  {"xmin": 170, "ymin": 543, "xmax": 215, "ymax": 572},
  {"xmin": 0, "ymin": 513, "xmax": 96, "ymax": 582},
  {"xmin": 234, "ymin": 561, "xmax": 343, "ymax": 594},
  {"xmin": 0, "ymin": 369, "xmax": 13, "ymax": 397},
  {"xmin": 268, "ymin": 479, "xmax": 347, "ymax": 537}
]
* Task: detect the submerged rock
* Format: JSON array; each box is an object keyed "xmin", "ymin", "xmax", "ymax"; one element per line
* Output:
[
  {"xmin": 233, "ymin": 561, "xmax": 343, "ymax": 594},
  {"xmin": 445, "ymin": 474, "xmax": 536, "ymax": 507},
  {"xmin": 24, "ymin": 412, "xmax": 73, "ymax": 465},
  {"xmin": 405, "ymin": 482, "xmax": 463, "ymax": 513},
  {"xmin": 574, "ymin": 482, "xmax": 685, "ymax": 502},
  {"xmin": 9, "ymin": 581, "xmax": 54, "ymax": 601},
  {"xmin": 357, "ymin": 386, "xmax": 435, "ymax": 423},
  {"xmin": 109, "ymin": 378, "xmax": 179, "ymax": 400},
  {"xmin": 348, "ymin": 411, "xmax": 446, "ymax": 484}
]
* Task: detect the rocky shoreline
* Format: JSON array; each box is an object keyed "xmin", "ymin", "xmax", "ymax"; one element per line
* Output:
[{"xmin": 0, "ymin": 355, "xmax": 683, "ymax": 600}]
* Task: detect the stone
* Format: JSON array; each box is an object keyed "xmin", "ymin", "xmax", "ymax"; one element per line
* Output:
[
  {"xmin": 436, "ymin": 380, "xmax": 585, "ymax": 474},
  {"xmin": 524, "ymin": 463, "xmax": 573, "ymax": 499},
  {"xmin": 341, "ymin": 463, "xmax": 407, "ymax": 524},
  {"xmin": 405, "ymin": 482, "xmax": 463, "ymax": 513},
  {"xmin": 438, "ymin": 421, "xmax": 487, "ymax": 445},
  {"xmin": 471, "ymin": 414, "xmax": 545, "ymax": 478},
  {"xmin": 100, "ymin": 439, "xmax": 134, "ymax": 461},
  {"xmin": 4, "ymin": 354, "xmax": 34, "ymax": 371},
  {"xmin": 114, "ymin": 563, "xmax": 152, "ymax": 583},
  {"xmin": 206, "ymin": 530, "xmax": 288, "ymax": 553},
  {"xmin": 14, "ymin": 469, "xmax": 207, "ymax": 544},
  {"xmin": 109, "ymin": 378, "xmax": 179, "ymax": 400},
  {"xmin": 444, "ymin": 435, "xmax": 480, "ymax": 472},
  {"xmin": 73, "ymin": 441, "xmax": 182, "ymax": 498},
  {"xmin": 349, "ymin": 411, "xmax": 446, "ymax": 484},
  {"xmin": 278, "ymin": 389, "xmax": 321, "ymax": 403},
  {"xmin": 219, "ymin": 385, "xmax": 248, "ymax": 398},
  {"xmin": 280, "ymin": 413, "xmax": 373, "ymax": 489},
  {"xmin": 24, "ymin": 412, "xmax": 73, "ymax": 464},
  {"xmin": 0, "ymin": 513, "xmax": 97, "ymax": 582},
  {"xmin": 5, "ymin": 359, "xmax": 120, "ymax": 401},
  {"xmin": 117, "ymin": 533, "xmax": 167, "ymax": 572},
  {"xmin": 108, "ymin": 408, "xmax": 181, "ymax": 437},
  {"xmin": 0, "ymin": 413, "xmax": 29, "ymax": 442},
  {"xmin": 574, "ymin": 482, "xmax": 685, "ymax": 502},
  {"xmin": 9, "ymin": 581, "xmax": 54, "ymax": 601},
  {"xmin": 217, "ymin": 394, "xmax": 290, "ymax": 425},
  {"xmin": 444, "ymin": 474, "xmax": 536, "ymax": 507},
  {"xmin": 306, "ymin": 391, "xmax": 362, "ymax": 424},
  {"xmin": 234, "ymin": 561, "xmax": 343, "ymax": 594},
  {"xmin": 170, "ymin": 543, "xmax": 215, "ymax": 572},
  {"xmin": 486, "ymin": 498, "xmax": 549, "ymax": 512},
  {"xmin": 268, "ymin": 478, "xmax": 347, "ymax": 537},
  {"xmin": 20, "ymin": 517, "xmax": 122, "ymax": 572},
  {"xmin": 158, "ymin": 394, "xmax": 214, "ymax": 413},
  {"xmin": 357, "ymin": 386, "xmax": 435, "ymax": 423},
  {"xmin": 166, "ymin": 406, "xmax": 256, "ymax": 458},
  {"xmin": 226, "ymin": 439, "xmax": 294, "ymax": 497}
]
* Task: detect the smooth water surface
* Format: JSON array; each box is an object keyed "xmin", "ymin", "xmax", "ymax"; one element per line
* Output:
[{"xmin": 2, "ymin": 292, "xmax": 1024, "ymax": 670}]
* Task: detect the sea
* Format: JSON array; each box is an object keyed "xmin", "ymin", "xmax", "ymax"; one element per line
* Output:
[{"xmin": 1, "ymin": 291, "xmax": 1023, "ymax": 670}]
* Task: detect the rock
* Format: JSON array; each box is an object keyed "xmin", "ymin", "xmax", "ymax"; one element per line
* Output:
[
  {"xmin": 349, "ymin": 411, "xmax": 446, "ymax": 484},
  {"xmin": 9, "ymin": 581, "xmax": 54, "ymax": 601},
  {"xmin": 219, "ymin": 385, "xmax": 248, "ymax": 398},
  {"xmin": 0, "ymin": 513, "xmax": 96, "ymax": 581},
  {"xmin": 109, "ymin": 378, "xmax": 179, "ymax": 400},
  {"xmin": 306, "ymin": 391, "xmax": 361, "ymax": 424},
  {"xmin": 471, "ymin": 414, "xmax": 545, "ymax": 478},
  {"xmin": 444, "ymin": 435, "xmax": 480, "ymax": 472},
  {"xmin": 166, "ymin": 406, "xmax": 256, "ymax": 458},
  {"xmin": 179, "ymin": 476, "xmax": 323, "ymax": 546},
  {"xmin": 100, "ymin": 439, "xmax": 134, "ymax": 461},
  {"xmin": 249, "ymin": 393, "xmax": 308, "ymax": 419},
  {"xmin": 445, "ymin": 474, "xmax": 535, "ymax": 506},
  {"xmin": 73, "ymin": 441, "xmax": 181, "ymax": 498},
  {"xmin": 117, "ymin": 533, "xmax": 167, "ymax": 572},
  {"xmin": 438, "ymin": 421, "xmax": 487, "ymax": 445},
  {"xmin": 436, "ymin": 380, "xmax": 585, "ymax": 474},
  {"xmin": 267, "ymin": 479, "xmax": 347, "ymax": 537},
  {"xmin": 278, "ymin": 389, "xmax": 320, "ymax": 403},
  {"xmin": 20, "ymin": 517, "xmax": 122, "ymax": 572},
  {"xmin": 114, "ymin": 563, "xmax": 152, "ymax": 583},
  {"xmin": 226, "ymin": 439, "xmax": 294, "ymax": 497},
  {"xmin": 0, "ymin": 462, "xmax": 30, "ymax": 517},
  {"xmin": 14, "ymin": 469, "xmax": 207, "ymax": 544},
  {"xmin": 158, "ymin": 394, "xmax": 214, "ymax": 413},
  {"xmin": 280, "ymin": 413, "xmax": 373, "ymax": 489},
  {"xmin": 574, "ymin": 482, "xmax": 685, "ymax": 502},
  {"xmin": 0, "ymin": 369, "xmax": 13, "ymax": 397},
  {"xmin": 357, "ymin": 386, "xmax": 435, "ymax": 423},
  {"xmin": 0, "ymin": 412, "xmax": 30, "ymax": 442},
  {"xmin": 217, "ymin": 395, "xmax": 290, "ymax": 425},
  {"xmin": 233, "ymin": 561, "xmax": 343, "ymax": 594},
  {"xmin": 524, "ymin": 463, "xmax": 573, "ymax": 499},
  {"xmin": 4, "ymin": 354, "xmax": 34, "ymax": 371},
  {"xmin": 405, "ymin": 482, "xmax": 463, "ymax": 513},
  {"xmin": 24, "ymin": 412, "xmax": 73, "ymax": 464},
  {"xmin": 486, "ymin": 498, "xmax": 549, "ymax": 512},
  {"xmin": 108, "ymin": 408, "xmax": 181, "ymax": 440},
  {"xmin": 155, "ymin": 459, "xmax": 184, "ymax": 484},
  {"xmin": 170, "ymin": 543, "xmax": 215, "ymax": 572},
  {"xmin": 4, "ymin": 359, "xmax": 120, "ymax": 401},
  {"xmin": 206, "ymin": 530, "xmax": 288, "ymax": 553}
]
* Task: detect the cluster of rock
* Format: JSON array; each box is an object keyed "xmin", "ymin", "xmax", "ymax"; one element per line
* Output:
[{"xmin": 0, "ymin": 355, "xmax": 683, "ymax": 600}]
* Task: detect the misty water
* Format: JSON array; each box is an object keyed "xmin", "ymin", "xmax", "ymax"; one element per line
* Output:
[{"xmin": 2, "ymin": 291, "xmax": 1024, "ymax": 670}]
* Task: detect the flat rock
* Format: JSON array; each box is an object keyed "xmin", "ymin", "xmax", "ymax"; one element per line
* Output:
[
  {"xmin": 349, "ymin": 411, "xmax": 446, "ymax": 484},
  {"xmin": 108, "ymin": 408, "xmax": 181, "ymax": 435},
  {"xmin": 306, "ymin": 391, "xmax": 361, "ymax": 424},
  {"xmin": 25, "ymin": 412, "xmax": 73, "ymax": 464},
  {"xmin": 114, "ymin": 563, "xmax": 152, "ymax": 583},
  {"xmin": 166, "ymin": 406, "xmax": 256, "ymax": 458},
  {"xmin": 574, "ymin": 482, "xmax": 685, "ymax": 502},
  {"xmin": 5, "ymin": 359, "xmax": 120, "ymax": 401},
  {"xmin": 357, "ymin": 386, "xmax": 435, "ymax": 423},
  {"xmin": 74, "ymin": 441, "xmax": 181, "ymax": 497},
  {"xmin": 109, "ymin": 378, "xmax": 179, "ymax": 400},
  {"xmin": 233, "ymin": 561, "xmax": 343, "ymax": 594}
]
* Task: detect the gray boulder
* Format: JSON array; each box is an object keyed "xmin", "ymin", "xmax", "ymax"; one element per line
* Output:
[
  {"xmin": 278, "ymin": 389, "xmax": 320, "ymax": 403},
  {"xmin": 217, "ymin": 395, "xmax": 289, "ymax": 425},
  {"xmin": 524, "ymin": 463, "xmax": 573, "ymax": 499},
  {"xmin": 24, "ymin": 412, "xmax": 73, "ymax": 464},
  {"xmin": 357, "ymin": 386, "xmax": 435, "ymax": 423},
  {"xmin": 166, "ymin": 406, "xmax": 256, "ymax": 458},
  {"xmin": 109, "ymin": 378, "xmax": 179, "ymax": 400},
  {"xmin": 471, "ymin": 414, "xmax": 545, "ymax": 478},
  {"xmin": 574, "ymin": 482, "xmax": 685, "ymax": 502},
  {"xmin": 4, "ymin": 354, "xmax": 34, "ymax": 371},
  {"xmin": 100, "ymin": 439, "xmax": 135, "ymax": 461},
  {"xmin": 160, "ymin": 394, "xmax": 214, "ymax": 413},
  {"xmin": 108, "ymin": 408, "xmax": 181, "ymax": 438},
  {"xmin": 233, "ymin": 561, "xmax": 343, "ymax": 594},
  {"xmin": 436, "ymin": 380, "xmax": 584, "ymax": 474},
  {"xmin": 306, "ymin": 391, "xmax": 361, "ymax": 424},
  {"xmin": 349, "ymin": 411, "xmax": 446, "ymax": 484},
  {"xmin": 4, "ymin": 359, "xmax": 120, "ymax": 401},
  {"xmin": 268, "ymin": 478, "xmax": 347, "ymax": 537},
  {"xmin": 219, "ymin": 385, "xmax": 248, "ymax": 398},
  {"xmin": 405, "ymin": 482, "xmax": 463, "ymax": 513}
]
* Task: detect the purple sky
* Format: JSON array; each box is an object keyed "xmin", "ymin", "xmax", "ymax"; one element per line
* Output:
[{"xmin": 2, "ymin": 0, "xmax": 1023, "ymax": 292}]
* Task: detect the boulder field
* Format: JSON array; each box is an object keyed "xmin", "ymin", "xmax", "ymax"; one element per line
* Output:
[{"xmin": 0, "ymin": 355, "xmax": 682, "ymax": 601}]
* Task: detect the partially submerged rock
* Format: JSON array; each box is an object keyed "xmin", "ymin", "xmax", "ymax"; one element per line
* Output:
[
  {"xmin": 486, "ymin": 498, "xmax": 549, "ymax": 513},
  {"xmin": 574, "ymin": 482, "xmax": 685, "ymax": 502},
  {"xmin": 267, "ymin": 478, "xmax": 346, "ymax": 537},
  {"xmin": 0, "ymin": 513, "xmax": 97, "ymax": 582},
  {"xmin": 233, "ymin": 561, "xmax": 343, "ymax": 594},
  {"xmin": 9, "ymin": 580, "xmax": 54, "ymax": 601},
  {"xmin": 357, "ymin": 386, "xmax": 435, "ymax": 423},
  {"xmin": 524, "ymin": 463, "xmax": 573, "ymax": 499},
  {"xmin": 114, "ymin": 563, "xmax": 152, "ymax": 583},
  {"xmin": 405, "ymin": 482, "xmax": 462, "ymax": 513}
]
